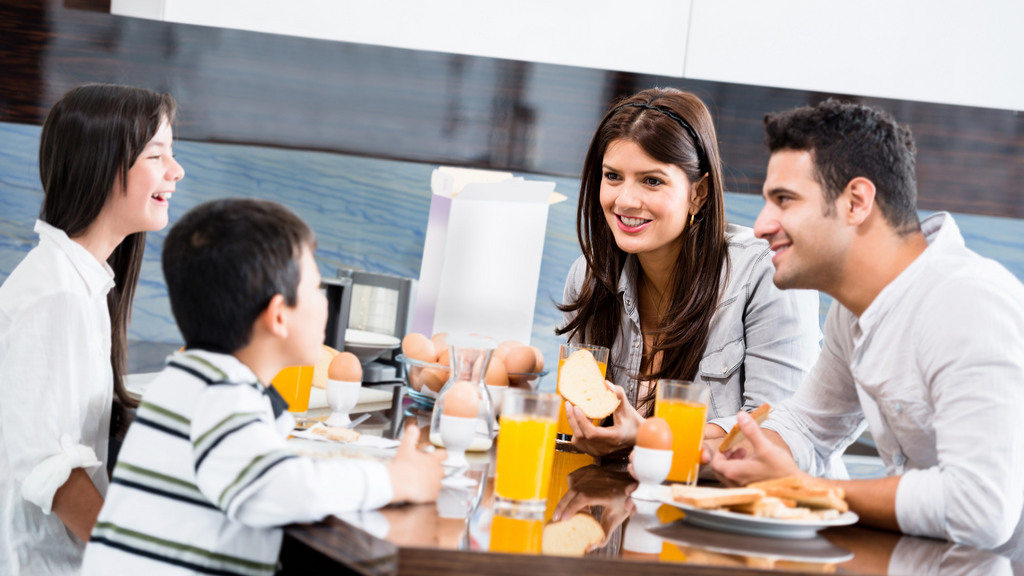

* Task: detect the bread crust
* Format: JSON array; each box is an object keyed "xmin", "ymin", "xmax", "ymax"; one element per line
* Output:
[
  {"xmin": 718, "ymin": 403, "xmax": 771, "ymax": 452},
  {"xmin": 671, "ymin": 486, "xmax": 765, "ymax": 509}
]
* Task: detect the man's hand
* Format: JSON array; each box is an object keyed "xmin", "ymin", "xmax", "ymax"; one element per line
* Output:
[
  {"xmin": 566, "ymin": 381, "xmax": 644, "ymax": 456},
  {"xmin": 387, "ymin": 425, "xmax": 446, "ymax": 504},
  {"xmin": 709, "ymin": 411, "xmax": 803, "ymax": 486}
]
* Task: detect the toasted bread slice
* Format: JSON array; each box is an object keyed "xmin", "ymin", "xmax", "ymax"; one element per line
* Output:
[
  {"xmin": 728, "ymin": 497, "xmax": 816, "ymax": 520},
  {"xmin": 719, "ymin": 404, "xmax": 771, "ymax": 452},
  {"xmin": 541, "ymin": 513, "xmax": 604, "ymax": 557},
  {"xmin": 311, "ymin": 425, "xmax": 361, "ymax": 443},
  {"xmin": 312, "ymin": 345, "xmax": 341, "ymax": 389},
  {"xmin": 671, "ymin": 485, "xmax": 764, "ymax": 509},
  {"xmin": 748, "ymin": 476, "xmax": 848, "ymax": 513},
  {"xmin": 557, "ymin": 350, "xmax": 619, "ymax": 419}
]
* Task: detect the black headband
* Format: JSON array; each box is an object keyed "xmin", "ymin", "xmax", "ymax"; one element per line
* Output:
[{"xmin": 612, "ymin": 102, "xmax": 707, "ymax": 171}]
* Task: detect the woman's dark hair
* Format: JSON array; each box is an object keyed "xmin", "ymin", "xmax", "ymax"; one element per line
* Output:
[
  {"xmin": 162, "ymin": 199, "xmax": 316, "ymax": 355},
  {"xmin": 764, "ymin": 99, "xmax": 920, "ymax": 234},
  {"xmin": 557, "ymin": 88, "xmax": 729, "ymax": 416},
  {"xmin": 38, "ymin": 84, "xmax": 177, "ymax": 439}
]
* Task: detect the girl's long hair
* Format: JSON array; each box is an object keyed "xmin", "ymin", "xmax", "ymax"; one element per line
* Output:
[
  {"xmin": 557, "ymin": 88, "xmax": 728, "ymax": 417},
  {"xmin": 39, "ymin": 84, "xmax": 177, "ymax": 439}
]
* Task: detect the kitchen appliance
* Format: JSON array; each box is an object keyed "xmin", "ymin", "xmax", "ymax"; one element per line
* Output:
[{"xmin": 337, "ymin": 269, "xmax": 417, "ymax": 383}]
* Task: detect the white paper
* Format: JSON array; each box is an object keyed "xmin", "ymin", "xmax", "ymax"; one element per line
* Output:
[{"xmin": 291, "ymin": 423, "xmax": 401, "ymax": 448}]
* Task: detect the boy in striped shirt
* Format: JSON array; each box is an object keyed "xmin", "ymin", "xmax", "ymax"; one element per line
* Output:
[{"xmin": 83, "ymin": 199, "xmax": 446, "ymax": 575}]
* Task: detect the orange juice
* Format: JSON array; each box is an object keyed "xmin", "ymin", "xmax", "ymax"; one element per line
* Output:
[
  {"xmin": 543, "ymin": 451, "xmax": 595, "ymax": 521},
  {"xmin": 271, "ymin": 365, "xmax": 314, "ymax": 413},
  {"xmin": 654, "ymin": 398, "xmax": 707, "ymax": 484},
  {"xmin": 490, "ymin": 513, "xmax": 542, "ymax": 554},
  {"xmin": 555, "ymin": 359, "xmax": 606, "ymax": 435},
  {"xmin": 495, "ymin": 415, "xmax": 558, "ymax": 501}
]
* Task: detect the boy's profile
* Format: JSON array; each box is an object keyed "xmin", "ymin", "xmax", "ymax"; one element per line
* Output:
[{"xmin": 83, "ymin": 198, "xmax": 444, "ymax": 575}]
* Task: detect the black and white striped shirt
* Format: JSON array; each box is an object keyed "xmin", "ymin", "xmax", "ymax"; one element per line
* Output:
[{"xmin": 83, "ymin": 350, "xmax": 393, "ymax": 576}]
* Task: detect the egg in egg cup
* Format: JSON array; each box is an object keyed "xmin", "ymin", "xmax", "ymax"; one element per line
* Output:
[{"xmin": 631, "ymin": 417, "xmax": 674, "ymax": 502}]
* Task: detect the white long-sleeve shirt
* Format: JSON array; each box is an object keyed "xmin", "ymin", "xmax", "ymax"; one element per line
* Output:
[
  {"xmin": 764, "ymin": 212, "xmax": 1024, "ymax": 548},
  {"xmin": 0, "ymin": 220, "xmax": 115, "ymax": 576},
  {"xmin": 82, "ymin": 350, "xmax": 394, "ymax": 576}
]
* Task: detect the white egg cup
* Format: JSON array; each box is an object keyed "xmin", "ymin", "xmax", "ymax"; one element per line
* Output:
[
  {"xmin": 440, "ymin": 414, "xmax": 478, "ymax": 488},
  {"xmin": 436, "ymin": 486, "xmax": 474, "ymax": 519},
  {"xmin": 325, "ymin": 379, "xmax": 362, "ymax": 427},
  {"xmin": 486, "ymin": 385, "xmax": 506, "ymax": 417},
  {"xmin": 622, "ymin": 510, "xmax": 663, "ymax": 553},
  {"xmin": 631, "ymin": 446, "xmax": 673, "ymax": 502}
]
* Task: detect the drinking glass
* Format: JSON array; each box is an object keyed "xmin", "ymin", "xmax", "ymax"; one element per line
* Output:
[
  {"xmin": 271, "ymin": 365, "xmax": 314, "ymax": 422},
  {"xmin": 555, "ymin": 343, "xmax": 609, "ymax": 441},
  {"xmin": 494, "ymin": 389, "xmax": 560, "ymax": 513},
  {"xmin": 654, "ymin": 380, "xmax": 710, "ymax": 485}
]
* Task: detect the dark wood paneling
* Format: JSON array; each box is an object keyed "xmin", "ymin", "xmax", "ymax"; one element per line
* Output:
[
  {"xmin": 3, "ymin": 0, "xmax": 1023, "ymax": 217},
  {"xmin": 62, "ymin": 0, "xmax": 107, "ymax": 12}
]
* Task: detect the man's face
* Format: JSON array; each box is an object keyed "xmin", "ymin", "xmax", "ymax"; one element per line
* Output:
[
  {"xmin": 754, "ymin": 150, "xmax": 847, "ymax": 292},
  {"xmin": 283, "ymin": 245, "xmax": 328, "ymax": 366}
]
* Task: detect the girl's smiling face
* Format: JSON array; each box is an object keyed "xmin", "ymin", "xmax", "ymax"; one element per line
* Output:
[{"xmin": 105, "ymin": 117, "xmax": 185, "ymax": 236}]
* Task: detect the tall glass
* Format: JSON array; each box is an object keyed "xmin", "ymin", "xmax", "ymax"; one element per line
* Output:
[
  {"xmin": 556, "ymin": 343, "xmax": 609, "ymax": 441},
  {"xmin": 654, "ymin": 380, "xmax": 710, "ymax": 485},
  {"xmin": 271, "ymin": 365, "xmax": 314, "ymax": 422},
  {"xmin": 489, "ymin": 508, "xmax": 543, "ymax": 554},
  {"xmin": 494, "ymin": 390, "xmax": 560, "ymax": 513}
]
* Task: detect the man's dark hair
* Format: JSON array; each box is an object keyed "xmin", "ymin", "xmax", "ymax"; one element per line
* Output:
[
  {"xmin": 764, "ymin": 99, "xmax": 920, "ymax": 234},
  {"xmin": 163, "ymin": 198, "xmax": 316, "ymax": 353}
]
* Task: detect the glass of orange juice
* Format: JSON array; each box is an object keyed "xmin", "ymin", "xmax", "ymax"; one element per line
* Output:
[
  {"xmin": 494, "ymin": 389, "xmax": 560, "ymax": 513},
  {"xmin": 271, "ymin": 365, "xmax": 315, "ymax": 422},
  {"xmin": 654, "ymin": 380, "xmax": 710, "ymax": 485},
  {"xmin": 556, "ymin": 343, "xmax": 609, "ymax": 441},
  {"xmin": 489, "ymin": 509, "xmax": 543, "ymax": 554}
]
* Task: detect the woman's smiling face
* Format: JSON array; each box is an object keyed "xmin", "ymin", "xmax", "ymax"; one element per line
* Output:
[{"xmin": 599, "ymin": 139, "xmax": 702, "ymax": 258}]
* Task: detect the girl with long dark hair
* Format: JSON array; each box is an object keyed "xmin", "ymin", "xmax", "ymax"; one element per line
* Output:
[
  {"xmin": 0, "ymin": 84, "xmax": 183, "ymax": 574},
  {"xmin": 559, "ymin": 88, "xmax": 819, "ymax": 457}
]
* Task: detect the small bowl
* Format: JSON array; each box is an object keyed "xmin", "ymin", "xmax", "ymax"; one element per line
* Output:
[{"xmin": 396, "ymin": 353, "xmax": 548, "ymax": 408}]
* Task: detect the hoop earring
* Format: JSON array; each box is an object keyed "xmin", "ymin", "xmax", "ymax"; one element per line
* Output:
[{"xmin": 690, "ymin": 213, "xmax": 695, "ymax": 226}]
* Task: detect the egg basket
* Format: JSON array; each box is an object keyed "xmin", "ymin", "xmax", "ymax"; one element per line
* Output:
[{"xmin": 395, "ymin": 353, "xmax": 549, "ymax": 407}]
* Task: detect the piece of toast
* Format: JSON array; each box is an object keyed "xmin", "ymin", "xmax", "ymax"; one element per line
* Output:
[
  {"xmin": 748, "ymin": 476, "xmax": 848, "ymax": 513},
  {"xmin": 310, "ymin": 425, "xmax": 361, "ymax": 443},
  {"xmin": 312, "ymin": 345, "xmax": 341, "ymax": 389},
  {"xmin": 718, "ymin": 404, "xmax": 771, "ymax": 452},
  {"xmin": 541, "ymin": 513, "xmax": 605, "ymax": 557},
  {"xmin": 728, "ymin": 497, "xmax": 815, "ymax": 519},
  {"xmin": 671, "ymin": 485, "xmax": 765, "ymax": 509},
  {"xmin": 557, "ymin": 350, "xmax": 619, "ymax": 419}
]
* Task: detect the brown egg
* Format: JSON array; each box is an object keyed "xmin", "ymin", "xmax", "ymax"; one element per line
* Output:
[
  {"xmin": 402, "ymin": 333, "xmax": 436, "ymax": 363},
  {"xmin": 528, "ymin": 346, "xmax": 545, "ymax": 372},
  {"xmin": 408, "ymin": 367, "xmax": 423, "ymax": 391},
  {"xmin": 485, "ymin": 357, "xmax": 509, "ymax": 387},
  {"xmin": 500, "ymin": 340, "xmax": 525, "ymax": 351},
  {"xmin": 437, "ymin": 348, "xmax": 450, "ymax": 367},
  {"xmin": 504, "ymin": 346, "xmax": 536, "ymax": 374},
  {"xmin": 636, "ymin": 417, "xmax": 673, "ymax": 451},
  {"xmin": 421, "ymin": 368, "xmax": 448, "ymax": 393},
  {"xmin": 493, "ymin": 344, "xmax": 510, "ymax": 362},
  {"xmin": 327, "ymin": 352, "xmax": 362, "ymax": 382},
  {"xmin": 430, "ymin": 333, "xmax": 448, "ymax": 361},
  {"xmin": 442, "ymin": 380, "xmax": 479, "ymax": 418}
]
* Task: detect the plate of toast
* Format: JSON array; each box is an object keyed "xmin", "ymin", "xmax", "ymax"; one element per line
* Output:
[{"xmin": 657, "ymin": 477, "xmax": 858, "ymax": 539}]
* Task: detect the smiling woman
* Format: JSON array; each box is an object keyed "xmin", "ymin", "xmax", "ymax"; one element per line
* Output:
[
  {"xmin": 0, "ymin": 84, "xmax": 183, "ymax": 575},
  {"xmin": 557, "ymin": 88, "xmax": 822, "ymax": 459}
]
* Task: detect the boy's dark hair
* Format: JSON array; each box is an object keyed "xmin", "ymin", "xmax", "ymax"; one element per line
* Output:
[
  {"xmin": 163, "ymin": 199, "xmax": 316, "ymax": 354},
  {"xmin": 764, "ymin": 99, "xmax": 920, "ymax": 234}
]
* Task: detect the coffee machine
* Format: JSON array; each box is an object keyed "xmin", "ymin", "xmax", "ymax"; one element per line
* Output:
[{"xmin": 325, "ymin": 269, "xmax": 417, "ymax": 383}]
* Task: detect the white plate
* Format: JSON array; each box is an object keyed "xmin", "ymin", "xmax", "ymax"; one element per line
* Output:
[
  {"xmin": 656, "ymin": 486, "xmax": 858, "ymax": 539},
  {"xmin": 344, "ymin": 329, "xmax": 401, "ymax": 347}
]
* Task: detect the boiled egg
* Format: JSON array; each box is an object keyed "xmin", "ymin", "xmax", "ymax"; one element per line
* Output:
[
  {"xmin": 402, "ymin": 333, "xmax": 436, "ymax": 363},
  {"xmin": 504, "ymin": 346, "xmax": 536, "ymax": 374},
  {"xmin": 528, "ymin": 346, "xmax": 545, "ymax": 372},
  {"xmin": 442, "ymin": 380, "xmax": 479, "ymax": 418},
  {"xmin": 485, "ymin": 357, "xmax": 509, "ymax": 387},
  {"xmin": 327, "ymin": 351, "xmax": 362, "ymax": 382},
  {"xmin": 636, "ymin": 417, "xmax": 673, "ymax": 451},
  {"xmin": 431, "ymin": 333, "xmax": 448, "ymax": 361},
  {"xmin": 421, "ymin": 368, "xmax": 448, "ymax": 393}
]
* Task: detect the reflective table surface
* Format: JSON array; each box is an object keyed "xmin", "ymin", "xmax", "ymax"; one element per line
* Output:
[{"xmin": 284, "ymin": 401, "xmax": 1024, "ymax": 576}]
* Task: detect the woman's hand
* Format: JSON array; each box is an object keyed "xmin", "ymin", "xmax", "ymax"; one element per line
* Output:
[{"xmin": 566, "ymin": 381, "xmax": 644, "ymax": 456}]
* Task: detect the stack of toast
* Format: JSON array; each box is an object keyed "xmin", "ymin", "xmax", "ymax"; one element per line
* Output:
[{"xmin": 671, "ymin": 476, "xmax": 847, "ymax": 521}]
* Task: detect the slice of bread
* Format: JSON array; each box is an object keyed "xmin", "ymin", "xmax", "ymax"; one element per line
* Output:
[
  {"xmin": 557, "ymin": 350, "xmax": 619, "ymax": 419},
  {"xmin": 718, "ymin": 403, "xmax": 771, "ymax": 452},
  {"xmin": 727, "ymin": 497, "xmax": 815, "ymax": 520},
  {"xmin": 541, "ymin": 513, "xmax": 604, "ymax": 557},
  {"xmin": 670, "ymin": 485, "xmax": 765, "ymax": 509},
  {"xmin": 311, "ymin": 425, "xmax": 361, "ymax": 443},
  {"xmin": 748, "ymin": 476, "xmax": 849, "ymax": 513},
  {"xmin": 312, "ymin": 345, "xmax": 341, "ymax": 389}
]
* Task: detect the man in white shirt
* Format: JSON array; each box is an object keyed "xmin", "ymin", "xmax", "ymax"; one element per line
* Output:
[{"xmin": 709, "ymin": 99, "xmax": 1024, "ymax": 550}]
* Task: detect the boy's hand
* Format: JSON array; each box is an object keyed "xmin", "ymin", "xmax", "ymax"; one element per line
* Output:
[{"xmin": 387, "ymin": 425, "xmax": 446, "ymax": 504}]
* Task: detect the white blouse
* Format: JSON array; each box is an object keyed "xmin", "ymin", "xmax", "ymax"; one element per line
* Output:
[{"xmin": 0, "ymin": 220, "xmax": 115, "ymax": 575}]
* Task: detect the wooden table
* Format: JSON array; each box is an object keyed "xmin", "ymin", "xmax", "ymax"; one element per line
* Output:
[{"xmin": 282, "ymin": 402, "xmax": 1024, "ymax": 575}]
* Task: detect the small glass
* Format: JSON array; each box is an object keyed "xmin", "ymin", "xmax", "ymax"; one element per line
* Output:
[
  {"xmin": 494, "ymin": 389, "xmax": 560, "ymax": 513},
  {"xmin": 555, "ymin": 343, "xmax": 609, "ymax": 441},
  {"xmin": 654, "ymin": 380, "xmax": 710, "ymax": 485},
  {"xmin": 271, "ymin": 365, "xmax": 314, "ymax": 423}
]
